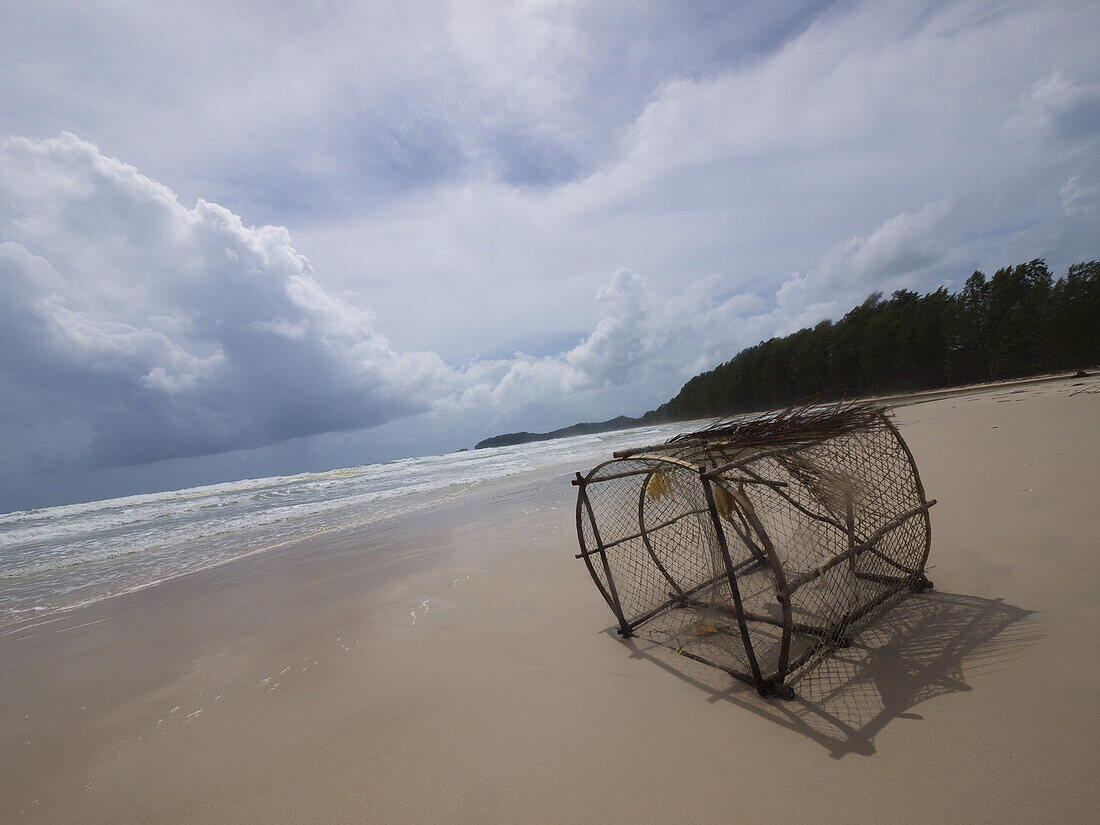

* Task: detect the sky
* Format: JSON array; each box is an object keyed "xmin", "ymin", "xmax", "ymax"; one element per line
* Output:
[{"xmin": 1, "ymin": 0, "xmax": 1098, "ymax": 512}]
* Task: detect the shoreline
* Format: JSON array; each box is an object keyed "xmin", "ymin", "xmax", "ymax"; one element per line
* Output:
[
  {"xmin": 0, "ymin": 422, "xmax": 689, "ymax": 633},
  {"xmin": 475, "ymin": 369, "xmax": 1094, "ymax": 451},
  {"xmin": 1, "ymin": 374, "xmax": 1097, "ymax": 823}
]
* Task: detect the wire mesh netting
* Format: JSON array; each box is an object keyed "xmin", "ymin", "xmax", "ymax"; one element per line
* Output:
[{"xmin": 573, "ymin": 403, "xmax": 935, "ymax": 698}]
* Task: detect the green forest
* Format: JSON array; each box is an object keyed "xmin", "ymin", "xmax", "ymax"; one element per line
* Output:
[{"xmin": 649, "ymin": 259, "xmax": 1099, "ymax": 422}]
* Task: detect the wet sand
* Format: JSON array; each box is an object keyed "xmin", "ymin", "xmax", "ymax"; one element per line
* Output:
[{"xmin": 1, "ymin": 375, "xmax": 1098, "ymax": 823}]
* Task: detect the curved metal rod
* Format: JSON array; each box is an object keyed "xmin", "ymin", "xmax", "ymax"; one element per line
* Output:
[
  {"xmin": 701, "ymin": 475, "xmax": 765, "ymax": 690},
  {"xmin": 784, "ymin": 501, "xmax": 935, "ymax": 592},
  {"xmin": 880, "ymin": 412, "xmax": 934, "ymax": 578},
  {"xmin": 573, "ymin": 475, "xmax": 631, "ymax": 635},
  {"xmin": 716, "ymin": 491, "xmax": 768, "ymax": 568},
  {"xmin": 573, "ymin": 475, "xmax": 616, "ymax": 611},
  {"xmin": 718, "ymin": 479, "xmax": 794, "ymax": 685},
  {"xmin": 638, "ymin": 469, "xmax": 687, "ymax": 598},
  {"xmin": 739, "ymin": 461, "xmax": 848, "ymax": 534}
]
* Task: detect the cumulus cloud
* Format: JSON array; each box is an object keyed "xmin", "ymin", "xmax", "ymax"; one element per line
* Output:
[
  {"xmin": 291, "ymin": 0, "xmax": 1099, "ymax": 364},
  {"xmin": 2, "ymin": 0, "xmax": 1098, "ymax": 510},
  {"xmin": 430, "ymin": 266, "xmax": 685, "ymax": 423},
  {"xmin": 0, "ymin": 1, "xmax": 834, "ymax": 221},
  {"xmin": 0, "ymin": 134, "xmax": 454, "ymax": 468},
  {"xmin": 0, "ymin": 136, "xmax": 693, "ymax": 480},
  {"xmin": 3, "ymin": 105, "xmax": 1096, "ymax": 491}
]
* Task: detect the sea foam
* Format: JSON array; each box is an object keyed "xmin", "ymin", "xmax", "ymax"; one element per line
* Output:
[{"xmin": 0, "ymin": 422, "xmax": 684, "ymax": 626}]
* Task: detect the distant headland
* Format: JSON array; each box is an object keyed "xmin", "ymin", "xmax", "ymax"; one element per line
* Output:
[{"xmin": 474, "ymin": 414, "xmax": 651, "ymax": 449}]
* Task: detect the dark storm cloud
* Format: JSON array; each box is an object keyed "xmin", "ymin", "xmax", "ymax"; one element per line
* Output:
[
  {"xmin": 0, "ymin": 1, "xmax": 1098, "ymax": 511},
  {"xmin": 0, "ymin": 135, "xmax": 449, "ymax": 470}
]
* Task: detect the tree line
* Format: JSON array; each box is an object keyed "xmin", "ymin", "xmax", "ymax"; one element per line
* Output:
[{"xmin": 648, "ymin": 259, "xmax": 1099, "ymax": 422}]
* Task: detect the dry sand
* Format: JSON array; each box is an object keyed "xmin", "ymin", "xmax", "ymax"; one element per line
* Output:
[{"xmin": 2, "ymin": 376, "xmax": 1098, "ymax": 823}]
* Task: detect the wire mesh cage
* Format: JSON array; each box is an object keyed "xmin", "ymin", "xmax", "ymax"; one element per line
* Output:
[{"xmin": 572, "ymin": 404, "xmax": 936, "ymax": 699}]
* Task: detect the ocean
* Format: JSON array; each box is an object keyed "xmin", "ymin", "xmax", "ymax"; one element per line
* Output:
[{"xmin": 0, "ymin": 422, "xmax": 686, "ymax": 629}]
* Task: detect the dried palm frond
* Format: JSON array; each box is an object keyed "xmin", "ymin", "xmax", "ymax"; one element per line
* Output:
[
  {"xmin": 645, "ymin": 470, "xmax": 672, "ymax": 501},
  {"xmin": 712, "ymin": 482, "xmax": 736, "ymax": 521},
  {"xmin": 667, "ymin": 401, "xmax": 885, "ymax": 452}
]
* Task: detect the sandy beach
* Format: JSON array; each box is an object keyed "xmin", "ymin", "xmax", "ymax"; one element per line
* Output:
[{"xmin": 2, "ymin": 375, "xmax": 1098, "ymax": 824}]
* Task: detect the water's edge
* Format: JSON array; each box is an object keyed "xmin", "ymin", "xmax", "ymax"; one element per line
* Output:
[{"xmin": 0, "ymin": 422, "xmax": 686, "ymax": 627}]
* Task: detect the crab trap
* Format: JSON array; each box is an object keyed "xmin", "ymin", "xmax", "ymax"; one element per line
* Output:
[{"xmin": 572, "ymin": 404, "xmax": 936, "ymax": 699}]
